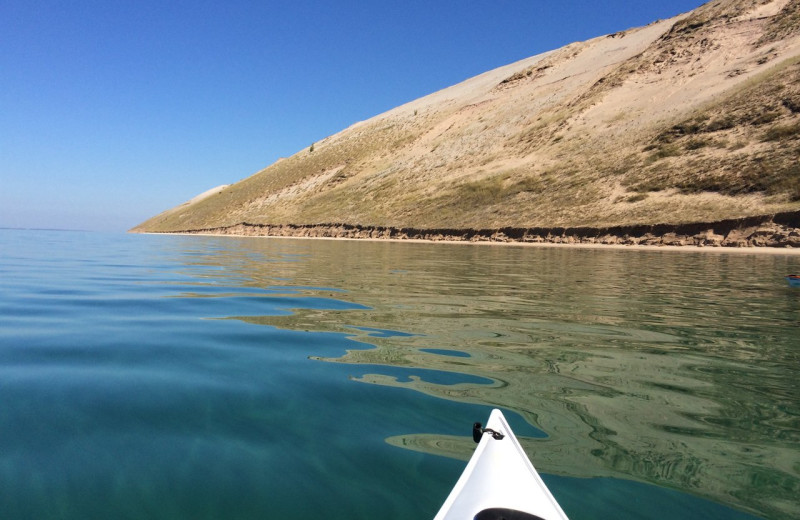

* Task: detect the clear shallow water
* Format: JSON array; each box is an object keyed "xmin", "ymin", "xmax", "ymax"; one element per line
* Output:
[{"xmin": 1, "ymin": 230, "xmax": 798, "ymax": 519}]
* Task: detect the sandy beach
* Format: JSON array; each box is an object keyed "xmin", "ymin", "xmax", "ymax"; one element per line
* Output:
[{"xmin": 146, "ymin": 228, "xmax": 800, "ymax": 256}]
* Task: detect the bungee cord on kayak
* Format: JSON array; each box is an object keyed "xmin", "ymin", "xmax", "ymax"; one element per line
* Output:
[{"xmin": 473, "ymin": 422, "xmax": 506, "ymax": 442}]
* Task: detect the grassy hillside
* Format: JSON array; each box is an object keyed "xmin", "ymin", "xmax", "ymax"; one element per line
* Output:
[{"xmin": 132, "ymin": 0, "xmax": 800, "ymax": 235}]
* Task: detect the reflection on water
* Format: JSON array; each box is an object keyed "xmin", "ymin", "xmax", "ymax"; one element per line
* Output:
[{"xmin": 187, "ymin": 237, "xmax": 800, "ymax": 520}]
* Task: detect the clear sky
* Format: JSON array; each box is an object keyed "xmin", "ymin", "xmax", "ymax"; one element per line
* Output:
[{"xmin": 1, "ymin": 0, "xmax": 707, "ymax": 232}]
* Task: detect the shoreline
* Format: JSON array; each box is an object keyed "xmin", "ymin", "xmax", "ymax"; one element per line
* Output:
[
  {"xmin": 145, "ymin": 231, "xmax": 800, "ymax": 255},
  {"xmin": 133, "ymin": 211, "xmax": 800, "ymax": 255}
]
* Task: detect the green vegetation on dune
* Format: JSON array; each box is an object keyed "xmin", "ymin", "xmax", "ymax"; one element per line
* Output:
[{"xmin": 625, "ymin": 57, "xmax": 800, "ymax": 201}]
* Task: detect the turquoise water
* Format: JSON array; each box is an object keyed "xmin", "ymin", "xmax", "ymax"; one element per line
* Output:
[{"xmin": 1, "ymin": 230, "xmax": 798, "ymax": 519}]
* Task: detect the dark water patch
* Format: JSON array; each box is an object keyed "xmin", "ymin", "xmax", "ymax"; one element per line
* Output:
[
  {"xmin": 347, "ymin": 325, "xmax": 419, "ymax": 338},
  {"xmin": 421, "ymin": 348, "xmax": 471, "ymax": 357},
  {"xmin": 269, "ymin": 284, "xmax": 347, "ymax": 293}
]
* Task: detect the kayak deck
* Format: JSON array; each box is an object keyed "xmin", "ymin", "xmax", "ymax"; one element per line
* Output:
[{"xmin": 434, "ymin": 409, "xmax": 569, "ymax": 520}]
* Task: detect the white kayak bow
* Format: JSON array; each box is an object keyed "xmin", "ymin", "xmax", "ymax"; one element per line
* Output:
[{"xmin": 434, "ymin": 409, "xmax": 569, "ymax": 520}]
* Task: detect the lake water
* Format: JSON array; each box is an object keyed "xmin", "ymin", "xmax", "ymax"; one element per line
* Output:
[{"xmin": 1, "ymin": 230, "xmax": 798, "ymax": 519}]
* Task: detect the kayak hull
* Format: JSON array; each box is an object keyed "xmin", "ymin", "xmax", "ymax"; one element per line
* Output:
[{"xmin": 434, "ymin": 409, "xmax": 569, "ymax": 520}]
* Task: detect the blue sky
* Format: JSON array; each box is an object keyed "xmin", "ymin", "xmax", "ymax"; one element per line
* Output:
[{"xmin": 1, "ymin": 0, "xmax": 706, "ymax": 232}]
